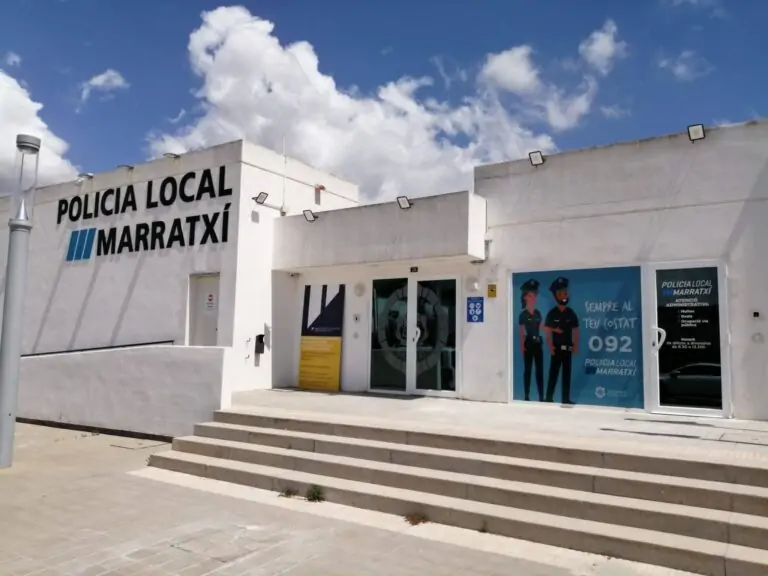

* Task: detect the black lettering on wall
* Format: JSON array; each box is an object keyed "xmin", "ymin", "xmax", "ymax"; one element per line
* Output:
[
  {"xmin": 122, "ymin": 185, "xmax": 138, "ymax": 214},
  {"xmin": 200, "ymin": 212, "xmax": 220, "ymax": 244},
  {"xmin": 196, "ymin": 169, "xmax": 216, "ymax": 201},
  {"xmin": 178, "ymin": 172, "xmax": 196, "ymax": 203},
  {"xmin": 186, "ymin": 214, "xmax": 200, "ymax": 245},
  {"xmin": 100, "ymin": 189, "xmax": 115, "ymax": 216},
  {"xmin": 150, "ymin": 221, "xmax": 166, "ymax": 250},
  {"xmin": 134, "ymin": 223, "xmax": 150, "ymax": 252},
  {"xmin": 69, "ymin": 196, "xmax": 83, "ymax": 222},
  {"xmin": 82, "ymin": 194, "xmax": 94, "ymax": 220},
  {"xmin": 93, "ymin": 191, "xmax": 101, "ymax": 219},
  {"xmin": 145, "ymin": 181, "xmax": 158, "ymax": 209},
  {"xmin": 117, "ymin": 227, "xmax": 134, "ymax": 254},
  {"xmin": 218, "ymin": 166, "xmax": 232, "ymax": 197},
  {"xmin": 57, "ymin": 199, "xmax": 68, "ymax": 224},
  {"xmin": 221, "ymin": 202, "xmax": 231, "ymax": 242},
  {"xmin": 159, "ymin": 177, "xmax": 177, "ymax": 207},
  {"xmin": 96, "ymin": 228, "xmax": 117, "ymax": 256},
  {"xmin": 167, "ymin": 218, "xmax": 185, "ymax": 248}
]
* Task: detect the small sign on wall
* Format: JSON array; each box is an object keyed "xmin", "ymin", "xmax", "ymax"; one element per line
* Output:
[
  {"xmin": 467, "ymin": 296, "xmax": 484, "ymax": 323},
  {"xmin": 487, "ymin": 283, "xmax": 497, "ymax": 298}
]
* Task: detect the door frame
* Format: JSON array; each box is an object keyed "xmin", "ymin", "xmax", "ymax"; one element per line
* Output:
[
  {"xmin": 367, "ymin": 274, "xmax": 461, "ymax": 398},
  {"xmin": 642, "ymin": 260, "xmax": 732, "ymax": 418}
]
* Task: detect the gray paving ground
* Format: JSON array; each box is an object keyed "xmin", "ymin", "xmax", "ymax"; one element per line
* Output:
[{"xmin": 0, "ymin": 423, "xmax": 698, "ymax": 576}]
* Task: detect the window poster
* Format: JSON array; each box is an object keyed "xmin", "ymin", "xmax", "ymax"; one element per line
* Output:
[
  {"xmin": 511, "ymin": 266, "xmax": 644, "ymax": 408},
  {"xmin": 655, "ymin": 267, "xmax": 722, "ymax": 409}
]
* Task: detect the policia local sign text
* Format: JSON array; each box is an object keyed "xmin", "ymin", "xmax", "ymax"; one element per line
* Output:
[{"xmin": 59, "ymin": 166, "xmax": 231, "ymax": 261}]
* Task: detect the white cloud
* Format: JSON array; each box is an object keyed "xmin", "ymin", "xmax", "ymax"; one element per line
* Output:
[
  {"xmin": 148, "ymin": 7, "xmax": 624, "ymax": 201},
  {"xmin": 664, "ymin": 0, "xmax": 727, "ymax": 18},
  {"xmin": 578, "ymin": 19, "xmax": 628, "ymax": 76},
  {"xmin": 480, "ymin": 46, "xmax": 541, "ymax": 95},
  {"xmin": 601, "ymin": 104, "xmax": 631, "ymax": 119},
  {"xmin": 78, "ymin": 68, "xmax": 129, "ymax": 110},
  {"xmin": 3, "ymin": 52, "xmax": 21, "ymax": 67},
  {"xmin": 168, "ymin": 108, "xmax": 187, "ymax": 124},
  {"xmin": 480, "ymin": 19, "xmax": 626, "ymax": 133},
  {"xmin": 431, "ymin": 56, "xmax": 468, "ymax": 90},
  {"xmin": 0, "ymin": 70, "xmax": 77, "ymax": 194},
  {"xmin": 658, "ymin": 50, "xmax": 713, "ymax": 81}
]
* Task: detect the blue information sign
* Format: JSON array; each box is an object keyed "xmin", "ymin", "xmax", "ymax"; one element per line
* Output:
[{"xmin": 467, "ymin": 296, "xmax": 484, "ymax": 323}]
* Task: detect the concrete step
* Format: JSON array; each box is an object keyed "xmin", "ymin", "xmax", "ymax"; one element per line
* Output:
[
  {"xmin": 148, "ymin": 450, "xmax": 768, "ymax": 576},
  {"xmin": 194, "ymin": 421, "xmax": 768, "ymax": 516},
  {"xmin": 172, "ymin": 435, "xmax": 768, "ymax": 550},
  {"xmin": 213, "ymin": 409, "xmax": 768, "ymax": 487}
]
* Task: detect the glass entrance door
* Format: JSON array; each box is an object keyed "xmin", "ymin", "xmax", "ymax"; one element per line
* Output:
[
  {"xmin": 369, "ymin": 277, "xmax": 458, "ymax": 394},
  {"xmin": 414, "ymin": 279, "xmax": 457, "ymax": 392},
  {"xmin": 648, "ymin": 263, "xmax": 728, "ymax": 415},
  {"xmin": 370, "ymin": 278, "xmax": 408, "ymax": 391}
]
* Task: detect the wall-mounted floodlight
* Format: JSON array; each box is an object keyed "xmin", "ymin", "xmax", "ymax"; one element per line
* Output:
[
  {"xmin": 163, "ymin": 152, "xmax": 180, "ymax": 159},
  {"xmin": 117, "ymin": 164, "xmax": 134, "ymax": 170},
  {"xmin": 303, "ymin": 209, "xmax": 317, "ymax": 223},
  {"xmin": 253, "ymin": 192, "xmax": 269, "ymax": 205},
  {"xmin": 529, "ymin": 151, "xmax": 545, "ymax": 167},
  {"xmin": 687, "ymin": 124, "xmax": 705, "ymax": 143},
  {"xmin": 396, "ymin": 196, "xmax": 413, "ymax": 210}
]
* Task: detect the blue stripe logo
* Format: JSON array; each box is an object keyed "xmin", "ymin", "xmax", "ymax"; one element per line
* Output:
[{"xmin": 65, "ymin": 228, "xmax": 97, "ymax": 262}]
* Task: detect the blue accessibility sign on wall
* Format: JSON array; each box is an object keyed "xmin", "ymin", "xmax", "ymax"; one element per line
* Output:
[{"xmin": 467, "ymin": 296, "xmax": 484, "ymax": 323}]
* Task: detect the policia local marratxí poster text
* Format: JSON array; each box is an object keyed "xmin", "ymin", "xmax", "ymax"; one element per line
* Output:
[
  {"xmin": 298, "ymin": 284, "xmax": 346, "ymax": 391},
  {"xmin": 511, "ymin": 266, "xmax": 644, "ymax": 408}
]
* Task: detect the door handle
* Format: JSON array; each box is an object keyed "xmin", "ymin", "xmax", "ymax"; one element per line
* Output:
[
  {"xmin": 413, "ymin": 326, "xmax": 421, "ymax": 343},
  {"xmin": 653, "ymin": 326, "xmax": 667, "ymax": 349}
]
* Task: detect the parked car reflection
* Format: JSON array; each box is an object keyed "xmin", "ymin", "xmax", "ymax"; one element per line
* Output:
[{"xmin": 659, "ymin": 363, "xmax": 722, "ymax": 409}]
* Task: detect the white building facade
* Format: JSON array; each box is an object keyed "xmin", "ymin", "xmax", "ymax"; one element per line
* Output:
[{"xmin": 4, "ymin": 120, "xmax": 768, "ymax": 437}]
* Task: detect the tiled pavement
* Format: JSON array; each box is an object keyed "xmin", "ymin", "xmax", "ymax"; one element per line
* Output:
[{"xmin": 0, "ymin": 423, "xmax": 698, "ymax": 576}]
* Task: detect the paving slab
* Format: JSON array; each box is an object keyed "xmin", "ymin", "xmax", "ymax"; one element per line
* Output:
[{"xmin": 0, "ymin": 423, "xmax": 699, "ymax": 575}]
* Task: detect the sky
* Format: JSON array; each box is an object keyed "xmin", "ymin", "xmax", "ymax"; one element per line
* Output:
[{"xmin": 0, "ymin": 0, "xmax": 765, "ymax": 201}]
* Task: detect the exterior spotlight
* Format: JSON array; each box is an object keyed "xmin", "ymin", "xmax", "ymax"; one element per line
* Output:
[
  {"xmin": 303, "ymin": 209, "xmax": 317, "ymax": 223},
  {"xmin": 687, "ymin": 124, "xmax": 705, "ymax": 142},
  {"xmin": 529, "ymin": 151, "xmax": 545, "ymax": 167},
  {"xmin": 163, "ymin": 152, "xmax": 180, "ymax": 159},
  {"xmin": 253, "ymin": 192, "xmax": 269, "ymax": 205},
  {"xmin": 117, "ymin": 164, "xmax": 134, "ymax": 170},
  {"xmin": 77, "ymin": 172, "xmax": 94, "ymax": 179},
  {"xmin": 396, "ymin": 196, "xmax": 412, "ymax": 210},
  {"xmin": 16, "ymin": 134, "xmax": 41, "ymax": 155}
]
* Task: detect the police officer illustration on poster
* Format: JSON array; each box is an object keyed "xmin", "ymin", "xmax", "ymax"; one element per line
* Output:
[
  {"xmin": 518, "ymin": 279, "xmax": 544, "ymax": 401},
  {"xmin": 545, "ymin": 277, "xmax": 579, "ymax": 404}
]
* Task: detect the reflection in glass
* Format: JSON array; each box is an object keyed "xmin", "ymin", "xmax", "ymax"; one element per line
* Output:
[
  {"xmin": 415, "ymin": 280, "xmax": 456, "ymax": 391},
  {"xmin": 370, "ymin": 278, "xmax": 408, "ymax": 391},
  {"xmin": 656, "ymin": 267, "xmax": 722, "ymax": 409}
]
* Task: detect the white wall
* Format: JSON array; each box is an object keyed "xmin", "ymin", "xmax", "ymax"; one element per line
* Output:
[
  {"xmin": 225, "ymin": 142, "xmax": 360, "ymax": 393},
  {"xmin": 470, "ymin": 120, "xmax": 768, "ymax": 418},
  {"xmin": 273, "ymin": 191, "xmax": 484, "ymax": 270},
  {"xmin": 0, "ymin": 141, "xmax": 243, "ymax": 355},
  {"xmin": 18, "ymin": 345, "xmax": 227, "ymax": 437}
]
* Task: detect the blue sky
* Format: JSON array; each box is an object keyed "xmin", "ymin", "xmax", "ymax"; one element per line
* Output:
[{"xmin": 0, "ymin": 0, "xmax": 764, "ymax": 199}]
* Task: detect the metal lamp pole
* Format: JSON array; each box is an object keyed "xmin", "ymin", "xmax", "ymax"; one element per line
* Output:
[{"xmin": 0, "ymin": 134, "xmax": 41, "ymax": 469}]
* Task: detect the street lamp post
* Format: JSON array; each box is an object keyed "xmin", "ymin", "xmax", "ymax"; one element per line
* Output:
[{"xmin": 0, "ymin": 134, "xmax": 41, "ymax": 469}]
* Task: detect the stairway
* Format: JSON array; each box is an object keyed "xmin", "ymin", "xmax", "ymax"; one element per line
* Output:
[{"xmin": 149, "ymin": 409, "xmax": 768, "ymax": 576}]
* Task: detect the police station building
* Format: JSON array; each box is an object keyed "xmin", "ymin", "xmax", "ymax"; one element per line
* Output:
[{"xmin": 2, "ymin": 120, "xmax": 768, "ymax": 437}]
